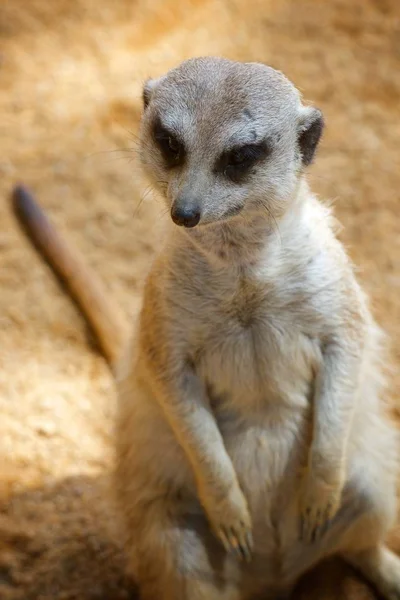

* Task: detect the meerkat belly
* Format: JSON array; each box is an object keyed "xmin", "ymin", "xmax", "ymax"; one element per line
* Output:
[
  {"xmin": 196, "ymin": 317, "xmax": 317, "ymax": 518},
  {"xmin": 218, "ymin": 403, "xmax": 311, "ymax": 531}
]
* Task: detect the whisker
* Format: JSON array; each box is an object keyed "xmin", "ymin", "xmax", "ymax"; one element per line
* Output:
[
  {"xmin": 159, "ymin": 206, "xmax": 171, "ymax": 220},
  {"xmin": 129, "ymin": 184, "xmax": 158, "ymax": 220}
]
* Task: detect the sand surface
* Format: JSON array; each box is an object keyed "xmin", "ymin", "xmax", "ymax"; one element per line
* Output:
[{"xmin": 1, "ymin": 0, "xmax": 399, "ymax": 598}]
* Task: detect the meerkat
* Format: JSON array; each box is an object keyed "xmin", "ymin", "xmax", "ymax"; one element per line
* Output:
[{"xmin": 13, "ymin": 57, "xmax": 400, "ymax": 600}]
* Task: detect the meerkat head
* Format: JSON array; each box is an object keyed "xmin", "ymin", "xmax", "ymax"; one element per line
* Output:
[{"xmin": 139, "ymin": 57, "xmax": 323, "ymax": 229}]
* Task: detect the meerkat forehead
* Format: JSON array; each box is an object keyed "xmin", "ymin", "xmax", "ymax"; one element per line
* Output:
[{"xmin": 144, "ymin": 57, "xmax": 302, "ymax": 150}]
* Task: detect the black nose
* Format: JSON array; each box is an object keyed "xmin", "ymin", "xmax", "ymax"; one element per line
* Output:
[{"xmin": 171, "ymin": 203, "xmax": 201, "ymax": 228}]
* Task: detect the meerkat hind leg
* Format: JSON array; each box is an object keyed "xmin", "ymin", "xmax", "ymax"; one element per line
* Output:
[
  {"xmin": 129, "ymin": 503, "xmax": 248, "ymax": 600},
  {"xmin": 343, "ymin": 546, "xmax": 400, "ymax": 600}
]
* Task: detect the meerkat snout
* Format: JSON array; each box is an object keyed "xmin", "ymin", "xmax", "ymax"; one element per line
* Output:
[{"xmin": 171, "ymin": 195, "xmax": 201, "ymax": 228}]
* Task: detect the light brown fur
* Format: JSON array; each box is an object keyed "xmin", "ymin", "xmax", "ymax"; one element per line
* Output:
[
  {"xmin": 116, "ymin": 58, "xmax": 400, "ymax": 599},
  {"xmin": 13, "ymin": 57, "xmax": 400, "ymax": 600}
]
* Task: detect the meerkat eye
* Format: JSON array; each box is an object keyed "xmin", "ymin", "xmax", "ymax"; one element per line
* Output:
[
  {"xmin": 168, "ymin": 137, "xmax": 180, "ymax": 154},
  {"xmin": 218, "ymin": 141, "xmax": 271, "ymax": 182},
  {"xmin": 227, "ymin": 144, "xmax": 269, "ymax": 168},
  {"xmin": 227, "ymin": 147, "xmax": 252, "ymax": 167},
  {"xmin": 157, "ymin": 133, "xmax": 182, "ymax": 163},
  {"xmin": 153, "ymin": 119, "xmax": 184, "ymax": 167}
]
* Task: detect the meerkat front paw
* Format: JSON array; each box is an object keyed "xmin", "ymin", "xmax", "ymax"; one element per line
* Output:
[
  {"xmin": 299, "ymin": 472, "xmax": 344, "ymax": 543},
  {"xmin": 199, "ymin": 482, "xmax": 253, "ymax": 561}
]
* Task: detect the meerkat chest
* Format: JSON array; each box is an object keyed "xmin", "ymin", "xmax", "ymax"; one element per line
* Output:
[{"xmin": 191, "ymin": 276, "xmax": 322, "ymax": 410}]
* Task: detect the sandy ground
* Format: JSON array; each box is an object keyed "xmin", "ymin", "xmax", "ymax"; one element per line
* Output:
[{"xmin": 0, "ymin": 0, "xmax": 399, "ymax": 598}]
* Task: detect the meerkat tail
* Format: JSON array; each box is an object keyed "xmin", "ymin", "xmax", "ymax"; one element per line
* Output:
[{"xmin": 12, "ymin": 184, "xmax": 127, "ymax": 369}]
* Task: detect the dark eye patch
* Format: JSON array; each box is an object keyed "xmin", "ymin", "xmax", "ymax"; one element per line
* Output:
[
  {"xmin": 216, "ymin": 140, "xmax": 271, "ymax": 183},
  {"xmin": 153, "ymin": 118, "xmax": 184, "ymax": 167}
]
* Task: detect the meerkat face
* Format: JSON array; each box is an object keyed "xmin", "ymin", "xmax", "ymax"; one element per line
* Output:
[{"xmin": 139, "ymin": 57, "xmax": 323, "ymax": 229}]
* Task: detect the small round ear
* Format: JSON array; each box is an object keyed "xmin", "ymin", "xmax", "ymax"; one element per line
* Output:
[
  {"xmin": 297, "ymin": 106, "xmax": 324, "ymax": 166},
  {"xmin": 142, "ymin": 76, "xmax": 166, "ymax": 109},
  {"xmin": 142, "ymin": 78, "xmax": 157, "ymax": 109}
]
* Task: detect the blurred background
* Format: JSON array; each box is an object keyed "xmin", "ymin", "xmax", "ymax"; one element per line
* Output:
[{"xmin": 0, "ymin": 0, "xmax": 399, "ymax": 598}]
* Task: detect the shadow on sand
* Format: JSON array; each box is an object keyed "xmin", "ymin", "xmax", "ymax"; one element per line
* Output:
[{"xmin": 0, "ymin": 472, "xmax": 390, "ymax": 600}]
